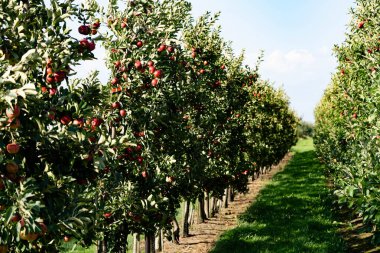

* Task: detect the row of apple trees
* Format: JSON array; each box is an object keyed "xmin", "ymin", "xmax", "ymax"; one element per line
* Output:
[
  {"xmin": 314, "ymin": 0, "xmax": 380, "ymax": 241},
  {"xmin": 0, "ymin": 0, "xmax": 298, "ymax": 252}
]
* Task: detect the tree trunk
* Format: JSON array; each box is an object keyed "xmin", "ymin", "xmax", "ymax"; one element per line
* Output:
[
  {"xmin": 145, "ymin": 233, "xmax": 155, "ymax": 253},
  {"xmin": 97, "ymin": 239, "xmax": 107, "ymax": 253},
  {"xmin": 223, "ymin": 188, "xmax": 229, "ymax": 208},
  {"xmin": 171, "ymin": 217, "xmax": 180, "ymax": 244},
  {"xmin": 182, "ymin": 200, "xmax": 191, "ymax": 237},
  {"xmin": 188, "ymin": 202, "xmax": 194, "ymax": 225},
  {"xmin": 205, "ymin": 191, "xmax": 210, "ymax": 218},
  {"xmin": 197, "ymin": 193, "xmax": 207, "ymax": 223},
  {"xmin": 133, "ymin": 234, "xmax": 140, "ymax": 253},
  {"xmin": 155, "ymin": 230, "xmax": 163, "ymax": 252},
  {"xmin": 229, "ymin": 187, "xmax": 235, "ymax": 202}
]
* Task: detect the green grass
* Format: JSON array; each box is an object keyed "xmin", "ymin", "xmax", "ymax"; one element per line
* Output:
[{"xmin": 210, "ymin": 138, "xmax": 347, "ymax": 253}]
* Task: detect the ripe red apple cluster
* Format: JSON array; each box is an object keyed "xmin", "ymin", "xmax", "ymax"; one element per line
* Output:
[
  {"xmin": 5, "ymin": 104, "xmax": 21, "ymax": 130},
  {"xmin": 78, "ymin": 19, "xmax": 99, "ymax": 53}
]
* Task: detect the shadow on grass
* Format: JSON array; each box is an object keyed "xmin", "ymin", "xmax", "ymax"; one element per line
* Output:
[{"xmin": 211, "ymin": 139, "xmax": 347, "ymax": 253}]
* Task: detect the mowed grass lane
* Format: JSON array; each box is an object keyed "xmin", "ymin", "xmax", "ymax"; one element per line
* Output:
[{"xmin": 210, "ymin": 138, "xmax": 346, "ymax": 253}]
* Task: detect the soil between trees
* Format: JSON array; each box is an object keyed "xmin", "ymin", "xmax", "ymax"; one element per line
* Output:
[{"xmin": 162, "ymin": 154, "xmax": 293, "ymax": 253}]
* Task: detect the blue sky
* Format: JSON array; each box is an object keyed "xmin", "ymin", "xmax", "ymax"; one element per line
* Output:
[
  {"xmin": 73, "ymin": 0, "xmax": 354, "ymax": 122},
  {"xmin": 189, "ymin": 0, "xmax": 355, "ymax": 122}
]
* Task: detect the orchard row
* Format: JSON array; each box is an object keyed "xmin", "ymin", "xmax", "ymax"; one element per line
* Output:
[
  {"xmin": 0, "ymin": 0, "xmax": 298, "ymax": 252},
  {"xmin": 315, "ymin": 0, "xmax": 380, "ymax": 241}
]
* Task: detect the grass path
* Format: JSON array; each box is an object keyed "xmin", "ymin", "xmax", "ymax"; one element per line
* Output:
[{"xmin": 210, "ymin": 138, "xmax": 347, "ymax": 253}]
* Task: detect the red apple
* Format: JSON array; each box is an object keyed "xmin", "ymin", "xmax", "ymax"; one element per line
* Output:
[
  {"xmin": 154, "ymin": 70, "xmax": 163, "ymax": 78},
  {"xmin": 157, "ymin": 44, "xmax": 166, "ymax": 52},
  {"xmin": 114, "ymin": 60, "xmax": 121, "ymax": 68},
  {"xmin": 92, "ymin": 20, "xmax": 100, "ymax": 29},
  {"xmin": 49, "ymin": 87, "xmax": 57, "ymax": 96},
  {"xmin": 136, "ymin": 144, "xmax": 143, "ymax": 152},
  {"xmin": 73, "ymin": 118, "xmax": 84, "ymax": 127},
  {"xmin": 111, "ymin": 77, "xmax": 119, "ymax": 85},
  {"xmin": 88, "ymin": 40, "xmax": 95, "ymax": 51},
  {"xmin": 134, "ymin": 60, "xmax": 142, "ymax": 69},
  {"xmin": 6, "ymin": 105, "xmax": 20, "ymax": 119},
  {"xmin": 103, "ymin": 212, "xmax": 112, "ymax": 218},
  {"xmin": 6, "ymin": 143, "xmax": 20, "ymax": 154},
  {"xmin": 358, "ymin": 20, "xmax": 365, "ymax": 29},
  {"xmin": 149, "ymin": 66, "xmax": 156, "ymax": 74},
  {"xmin": 63, "ymin": 236, "xmax": 71, "ymax": 243},
  {"xmin": 151, "ymin": 78, "xmax": 159, "ymax": 87},
  {"xmin": 136, "ymin": 41, "xmax": 143, "ymax": 48},
  {"xmin": 119, "ymin": 109, "xmax": 127, "ymax": 117},
  {"xmin": 60, "ymin": 115, "xmax": 71, "ymax": 125},
  {"xmin": 147, "ymin": 60, "xmax": 154, "ymax": 67},
  {"xmin": 46, "ymin": 67, "xmax": 53, "ymax": 75},
  {"xmin": 46, "ymin": 75, "xmax": 54, "ymax": 84},
  {"xmin": 10, "ymin": 213, "xmax": 21, "ymax": 223},
  {"xmin": 91, "ymin": 118, "xmax": 103, "ymax": 127},
  {"xmin": 167, "ymin": 46, "xmax": 174, "ymax": 53},
  {"xmin": 78, "ymin": 25, "xmax": 90, "ymax": 35},
  {"xmin": 54, "ymin": 71, "xmax": 66, "ymax": 83},
  {"xmin": 39, "ymin": 222, "xmax": 48, "ymax": 235},
  {"xmin": 112, "ymin": 102, "xmax": 121, "ymax": 109},
  {"xmin": 9, "ymin": 118, "xmax": 21, "ymax": 129},
  {"xmin": 41, "ymin": 86, "xmax": 48, "ymax": 93},
  {"xmin": 19, "ymin": 230, "xmax": 39, "ymax": 241}
]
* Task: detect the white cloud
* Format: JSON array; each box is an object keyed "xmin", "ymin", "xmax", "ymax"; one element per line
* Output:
[{"xmin": 262, "ymin": 49, "xmax": 315, "ymax": 74}]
